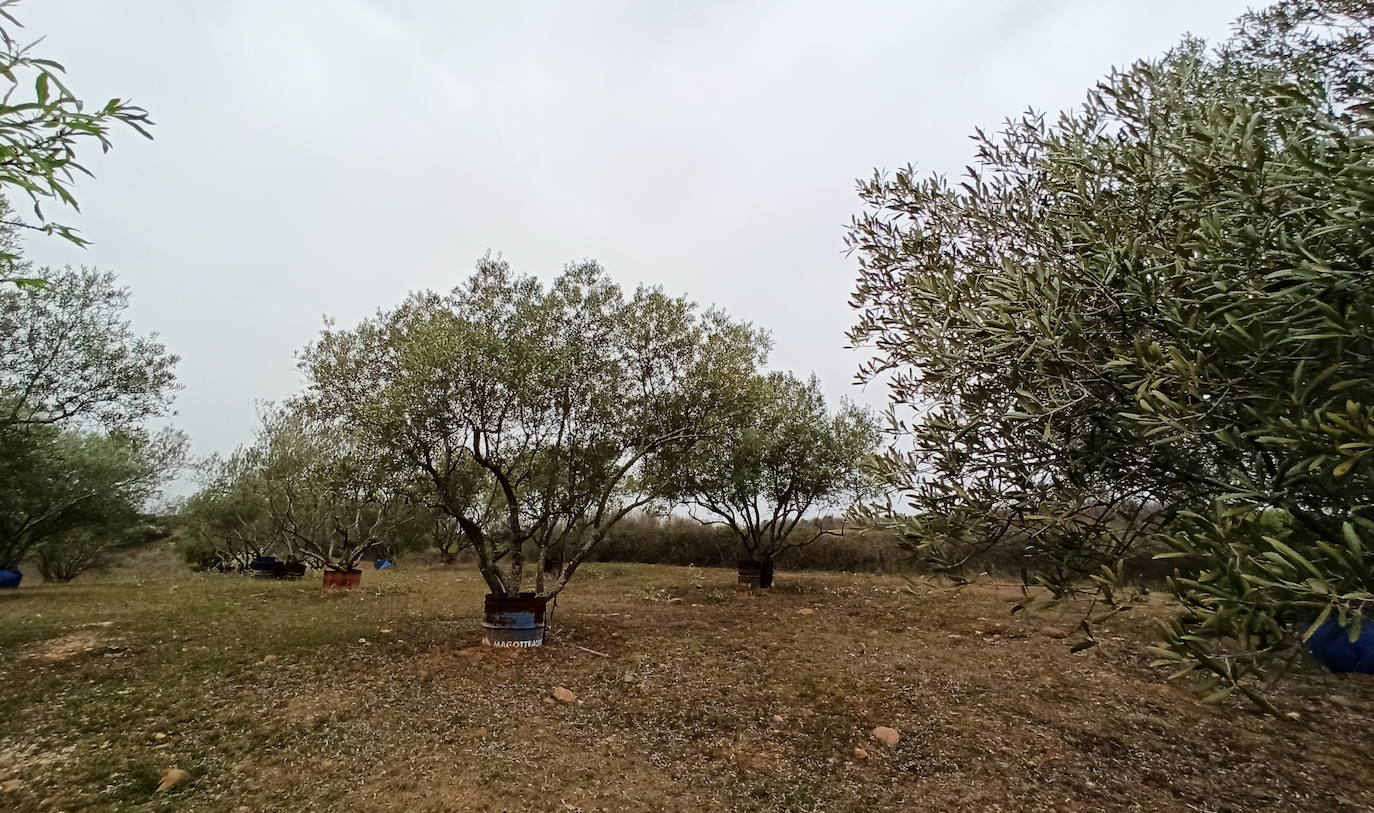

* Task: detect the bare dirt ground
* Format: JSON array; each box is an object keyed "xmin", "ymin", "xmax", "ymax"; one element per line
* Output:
[{"xmin": 1, "ymin": 562, "xmax": 1372, "ymax": 812}]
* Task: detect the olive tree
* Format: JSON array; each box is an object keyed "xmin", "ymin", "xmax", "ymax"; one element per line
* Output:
[
  {"xmin": 0, "ymin": 267, "xmax": 178, "ymax": 430},
  {"xmin": 0, "ymin": 266, "xmax": 179, "ymax": 578},
  {"xmin": 253, "ymin": 405, "xmax": 413, "ymax": 573},
  {"xmin": 179, "ymin": 449, "xmax": 275, "ymax": 571},
  {"xmin": 848, "ymin": 1, "xmax": 1374, "ymax": 706},
  {"xmin": 36, "ymin": 517, "xmax": 165, "ymax": 583},
  {"xmin": 0, "ymin": 424, "xmax": 185, "ymax": 572},
  {"xmin": 428, "ymin": 511, "xmax": 472, "ymax": 565},
  {"xmin": 662, "ymin": 372, "xmax": 878, "ymax": 584},
  {"xmin": 301, "ymin": 256, "xmax": 769, "ymax": 599}
]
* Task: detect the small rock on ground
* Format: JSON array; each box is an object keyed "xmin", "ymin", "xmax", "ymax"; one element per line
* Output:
[
  {"xmin": 798, "ymin": 608, "xmax": 815, "ymax": 616},
  {"xmin": 1039, "ymin": 626, "xmax": 1068, "ymax": 639},
  {"xmin": 871, "ymin": 726, "xmax": 901, "ymax": 747},
  {"xmin": 553, "ymin": 687, "xmax": 576, "ymax": 704}
]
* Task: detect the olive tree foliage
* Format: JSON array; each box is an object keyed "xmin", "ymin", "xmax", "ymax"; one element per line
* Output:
[
  {"xmin": 179, "ymin": 449, "xmax": 274, "ymax": 571},
  {"xmin": 848, "ymin": 1, "xmax": 1374, "ymax": 706},
  {"xmin": 180, "ymin": 407, "xmax": 422, "ymax": 572},
  {"xmin": 301, "ymin": 256, "xmax": 770, "ymax": 598},
  {"xmin": 0, "ymin": 424, "xmax": 185, "ymax": 572},
  {"xmin": 0, "ymin": 267, "xmax": 178, "ymax": 430},
  {"xmin": 0, "ymin": 265, "xmax": 180, "ymax": 575},
  {"xmin": 36, "ymin": 518, "xmax": 166, "ymax": 582},
  {"xmin": 661, "ymin": 372, "xmax": 879, "ymax": 563},
  {"xmin": 0, "ymin": 0, "xmax": 153, "ymax": 285},
  {"xmin": 253, "ymin": 405, "xmax": 414, "ymax": 572}
]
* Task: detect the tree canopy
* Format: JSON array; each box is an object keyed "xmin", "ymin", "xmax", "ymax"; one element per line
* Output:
[
  {"xmin": 254, "ymin": 404, "xmax": 414, "ymax": 571},
  {"xmin": 0, "ymin": 257, "xmax": 179, "ymax": 577},
  {"xmin": 848, "ymin": 0, "xmax": 1374, "ymax": 704},
  {"xmin": 0, "ymin": 267, "xmax": 178, "ymax": 430},
  {"xmin": 0, "ymin": 424, "xmax": 184, "ymax": 571},
  {"xmin": 301, "ymin": 256, "xmax": 771, "ymax": 598},
  {"xmin": 662, "ymin": 371, "xmax": 878, "ymax": 563}
]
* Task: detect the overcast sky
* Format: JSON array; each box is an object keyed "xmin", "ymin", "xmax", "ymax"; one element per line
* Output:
[{"xmin": 19, "ymin": 0, "xmax": 1255, "ymax": 476}]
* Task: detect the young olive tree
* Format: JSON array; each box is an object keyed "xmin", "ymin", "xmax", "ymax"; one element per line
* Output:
[
  {"xmin": 300, "ymin": 256, "xmax": 769, "ymax": 599},
  {"xmin": 253, "ymin": 405, "xmax": 413, "ymax": 573},
  {"xmin": 662, "ymin": 372, "xmax": 878, "ymax": 584},
  {"xmin": 36, "ymin": 518, "xmax": 165, "ymax": 583},
  {"xmin": 848, "ymin": 1, "xmax": 1374, "ymax": 706}
]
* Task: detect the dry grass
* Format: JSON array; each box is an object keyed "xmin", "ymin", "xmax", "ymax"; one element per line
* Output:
[{"xmin": 1, "ymin": 560, "xmax": 1372, "ymax": 812}]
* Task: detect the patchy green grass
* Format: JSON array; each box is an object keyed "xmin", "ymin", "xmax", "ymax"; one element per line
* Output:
[{"xmin": 1, "ymin": 561, "xmax": 1373, "ymax": 811}]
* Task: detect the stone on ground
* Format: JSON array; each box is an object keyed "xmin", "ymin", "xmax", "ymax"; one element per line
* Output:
[{"xmin": 871, "ymin": 726, "xmax": 900, "ymax": 747}]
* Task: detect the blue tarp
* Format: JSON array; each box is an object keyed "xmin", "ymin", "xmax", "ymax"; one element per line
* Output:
[
  {"xmin": 1308, "ymin": 618, "xmax": 1374, "ymax": 674},
  {"xmin": 0, "ymin": 570, "xmax": 23, "ymax": 589}
]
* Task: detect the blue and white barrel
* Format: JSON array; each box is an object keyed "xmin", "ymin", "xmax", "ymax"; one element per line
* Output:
[{"xmin": 482, "ymin": 593, "xmax": 549, "ymax": 648}]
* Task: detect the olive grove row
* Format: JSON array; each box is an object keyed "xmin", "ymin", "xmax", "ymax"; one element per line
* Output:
[
  {"xmin": 2, "ymin": 0, "xmax": 1373, "ymax": 707},
  {"xmin": 181, "ymin": 257, "xmax": 879, "ymax": 596}
]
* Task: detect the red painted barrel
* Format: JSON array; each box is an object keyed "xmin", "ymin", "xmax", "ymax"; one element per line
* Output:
[{"xmin": 322, "ymin": 569, "xmax": 362, "ymax": 590}]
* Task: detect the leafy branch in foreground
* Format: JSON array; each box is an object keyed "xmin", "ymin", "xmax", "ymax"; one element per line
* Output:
[{"xmin": 0, "ymin": 0, "xmax": 153, "ymax": 284}]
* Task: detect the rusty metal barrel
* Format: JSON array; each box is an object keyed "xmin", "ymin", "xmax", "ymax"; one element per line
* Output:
[
  {"xmin": 482, "ymin": 593, "xmax": 549, "ymax": 647},
  {"xmin": 737, "ymin": 559, "xmax": 775, "ymax": 588}
]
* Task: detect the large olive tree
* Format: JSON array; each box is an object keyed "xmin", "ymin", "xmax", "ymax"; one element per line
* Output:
[
  {"xmin": 662, "ymin": 372, "xmax": 878, "ymax": 584},
  {"xmin": 301, "ymin": 256, "xmax": 769, "ymax": 599},
  {"xmin": 848, "ymin": 1, "xmax": 1374, "ymax": 705}
]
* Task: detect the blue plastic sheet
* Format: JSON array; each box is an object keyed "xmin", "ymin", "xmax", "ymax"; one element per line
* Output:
[{"xmin": 1307, "ymin": 618, "xmax": 1374, "ymax": 674}]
